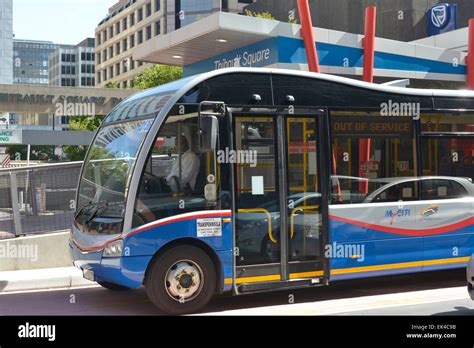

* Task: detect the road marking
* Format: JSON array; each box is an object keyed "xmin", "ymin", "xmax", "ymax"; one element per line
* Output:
[
  {"xmin": 197, "ymin": 286, "xmax": 472, "ymax": 316},
  {"xmin": 0, "ymin": 284, "xmax": 100, "ymax": 295}
]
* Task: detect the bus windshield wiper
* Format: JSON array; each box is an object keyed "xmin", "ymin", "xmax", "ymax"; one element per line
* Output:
[
  {"xmin": 84, "ymin": 201, "xmax": 124, "ymax": 225},
  {"xmin": 75, "ymin": 200, "xmax": 96, "ymax": 218}
]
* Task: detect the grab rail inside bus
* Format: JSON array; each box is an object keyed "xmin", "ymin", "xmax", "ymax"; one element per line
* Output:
[
  {"xmin": 237, "ymin": 208, "xmax": 276, "ymax": 243},
  {"xmin": 289, "ymin": 205, "xmax": 319, "ymax": 239}
]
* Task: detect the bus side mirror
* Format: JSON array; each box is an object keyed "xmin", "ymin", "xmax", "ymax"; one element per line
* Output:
[{"xmin": 198, "ymin": 115, "xmax": 218, "ymax": 152}]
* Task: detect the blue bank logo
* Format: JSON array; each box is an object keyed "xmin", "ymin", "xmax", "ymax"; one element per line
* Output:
[{"xmin": 431, "ymin": 5, "xmax": 449, "ymax": 28}]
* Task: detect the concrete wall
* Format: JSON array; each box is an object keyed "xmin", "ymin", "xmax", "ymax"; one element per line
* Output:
[
  {"xmin": 0, "ymin": 232, "xmax": 72, "ymax": 271},
  {"xmin": 246, "ymin": 0, "xmax": 474, "ymax": 42}
]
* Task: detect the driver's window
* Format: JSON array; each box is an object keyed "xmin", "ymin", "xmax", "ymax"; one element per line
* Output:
[{"xmin": 132, "ymin": 113, "xmax": 219, "ymax": 228}]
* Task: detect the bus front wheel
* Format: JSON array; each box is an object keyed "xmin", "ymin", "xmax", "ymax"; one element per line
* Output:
[{"xmin": 145, "ymin": 245, "xmax": 216, "ymax": 315}]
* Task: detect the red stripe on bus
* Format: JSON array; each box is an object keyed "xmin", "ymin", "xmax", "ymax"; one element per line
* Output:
[
  {"xmin": 329, "ymin": 214, "xmax": 474, "ymax": 236},
  {"xmin": 126, "ymin": 211, "xmax": 232, "ymax": 237},
  {"xmin": 73, "ymin": 210, "xmax": 232, "ymax": 251}
]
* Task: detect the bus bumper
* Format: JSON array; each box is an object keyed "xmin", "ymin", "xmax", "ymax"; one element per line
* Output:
[
  {"xmin": 69, "ymin": 240, "xmax": 152, "ymax": 289},
  {"xmin": 468, "ymin": 255, "xmax": 474, "ymax": 300}
]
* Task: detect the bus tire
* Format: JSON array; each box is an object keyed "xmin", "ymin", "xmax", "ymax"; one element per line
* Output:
[
  {"xmin": 145, "ymin": 245, "xmax": 216, "ymax": 315},
  {"xmin": 97, "ymin": 281, "xmax": 131, "ymax": 291}
]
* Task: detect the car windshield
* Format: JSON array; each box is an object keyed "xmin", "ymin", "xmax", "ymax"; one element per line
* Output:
[{"xmin": 75, "ymin": 118, "xmax": 154, "ymax": 233}]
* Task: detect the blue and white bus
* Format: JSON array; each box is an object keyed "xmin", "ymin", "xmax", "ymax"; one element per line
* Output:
[{"xmin": 70, "ymin": 68, "xmax": 474, "ymax": 314}]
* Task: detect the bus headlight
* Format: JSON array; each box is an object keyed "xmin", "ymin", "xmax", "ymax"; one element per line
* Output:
[{"xmin": 103, "ymin": 239, "xmax": 123, "ymax": 257}]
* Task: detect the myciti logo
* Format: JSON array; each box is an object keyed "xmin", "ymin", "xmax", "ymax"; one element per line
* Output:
[{"xmin": 431, "ymin": 4, "xmax": 449, "ymax": 29}]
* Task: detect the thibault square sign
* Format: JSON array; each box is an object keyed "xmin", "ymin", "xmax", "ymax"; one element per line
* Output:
[{"xmin": 0, "ymin": 130, "xmax": 22, "ymax": 144}]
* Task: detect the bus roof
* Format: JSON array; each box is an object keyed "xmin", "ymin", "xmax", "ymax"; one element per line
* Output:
[
  {"xmin": 128, "ymin": 67, "xmax": 474, "ymax": 102},
  {"xmin": 104, "ymin": 67, "xmax": 474, "ymax": 124}
]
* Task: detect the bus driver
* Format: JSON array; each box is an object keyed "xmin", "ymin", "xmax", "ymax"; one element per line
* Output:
[{"xmin": 166, "ymin": 133, "xmax": 200, "ymax": 193}]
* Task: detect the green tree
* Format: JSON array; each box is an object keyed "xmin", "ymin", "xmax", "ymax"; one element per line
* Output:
[
  {"xmin": 133, "ymin": 64, "xmax": 182, "ymax": 90},
  {"xmin": 62, "ymin": 115, "xmax": 106, "ymax": 161},
  {"xmin": 105, "ymin": 81, "xmax": 119, "ymax": 89},
  {"xmin": 245, "ymin": 9, "xmax": 297, "ymax": 24},
  {"xmin": 6, "ymin": 145, "xmax": 58, "ymax": 161},
  {"xmin": 244, "ymin": 10, "xmax": 276, "ymax": 20}
]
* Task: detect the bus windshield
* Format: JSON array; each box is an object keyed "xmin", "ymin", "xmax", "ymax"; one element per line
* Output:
[{"xmin": 75, "ymin": 118, "xmax": 154, "ymax": 234}]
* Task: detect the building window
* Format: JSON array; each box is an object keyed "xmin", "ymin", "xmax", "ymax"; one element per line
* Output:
[
  {"xmin": 130, "ymin": 13, "xmax": 135, "ymax": 26},
  {"xmin": 81, "ymin": 52, "xmax": 86, "ymax": 61},
  {"xmin": 123, "ymin": 80, "xmax": 128, "ymax": 89},
  {"xmin": 103, "ymin": 30, "xmax": 107, "ymax": 42},
  {"xmin": 123, "ymin": 38, "xmax": 128, "ymax": 51},
  {"xmin": 109, "ymin": 26, "xmax": 113, "ymax": 38},
  {"xmin": 146, "ymin": 2, "xmax": 152, "ymax": 17},
  {"xmin": 123, "ymin": 59, "xmax": 128, "ymax": 73},
  {"xmin": 109, "ymin": 66, "xmax": 114, "ymax": 78},
  {"xmin": 116, "ymin": 22, "xmax": 121, "ymax": 34},
  {"xmin": 138, "ymin": 8, "xmax": 143, "ymax": 22},
  {"xmin": 138, "ymin": 30, "xmax": 143, "ymax": 44},
  {"xmin": 116, "ymin": 63, "xmax": 120, "ymax": 76},
  {"xmin": 146, "ymin": 25, "xmax": 152, "ymax": 40},
  {"xmin": 130, "ymin": 34, "xmax": 135, "ymax": 48},
  {"xmin": 131, "ymin": 59, "xmax": 135, "ymax": 69},
  {"xmin": 154, "ymin": 0, "xmax": 160, "ymax": 12},
  {"xmin": 103, "ymin": 49, "xmax": 107, "ymax": 61},
  {"xmin": 116, "ymin": 42, "xmax": 121, "ymax": 55},
  {"xmin": 103, "ymin": 69, "xmax": 107, "ymax": 80},
  {"xmin": 155, "ymin": 21, "xmax": 161, "ymax": 36},
  {"xmin": 109, "ymin": 46, "xmax": 114, "ymax": 58},
  {"xmin": 96, "ymin": 34, "xmax": 101, "ymax": 46},
  {"xmin": 123, "ymin": 17, "xmax": 128, "ymax": 30}
]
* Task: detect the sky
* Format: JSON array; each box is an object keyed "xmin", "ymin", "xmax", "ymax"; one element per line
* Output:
[{"xmin": 13, "ymin": 0, "xmax": 118, "ymax": 45}]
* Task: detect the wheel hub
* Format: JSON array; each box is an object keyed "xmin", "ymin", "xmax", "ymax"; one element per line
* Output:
[{"xmin": 165, "ymin": 260, "xmax": 203, "ymax": 301}]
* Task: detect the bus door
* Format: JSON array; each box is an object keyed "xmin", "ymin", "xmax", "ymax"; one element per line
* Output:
[{"xmin": 230, "ymin": 110, "xmax": 329, "ymax": 293}]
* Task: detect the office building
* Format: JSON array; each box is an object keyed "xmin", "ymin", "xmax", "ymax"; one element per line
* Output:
[
  {"xmin": 0, "ymin": 0, "xmax": 13, "ymax": 85},
  {"xmin": 95, "ymin": 0, "xmax": 253, "ymax": 88},
  {"xmin": 13, "ymin": 40, "xmax": 67, "ymax": 85},
  {"xmin": 49, "ymin": 38, "xmax": 96, "ymax": 87},
  {"xmin": 244, "ymin": 0, "xmax": 474, "ymax": 42}
]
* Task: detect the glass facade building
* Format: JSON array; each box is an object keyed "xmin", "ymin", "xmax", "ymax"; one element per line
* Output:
[
  {"xmin": 166, "ymin": 0, "xmax": 252, "ymax": 32},
  {"xmin": 13, "ymin": 40, "xmax": 67, "ymax": 85},
  {"xmin": 0, "ymin": 0, "xmax": 13, "ymax": 84}
]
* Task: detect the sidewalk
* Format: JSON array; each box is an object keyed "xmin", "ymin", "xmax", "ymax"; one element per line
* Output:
[{"xmin": 0, "ymin": 267, "xmax": 96, "ymax": 293}]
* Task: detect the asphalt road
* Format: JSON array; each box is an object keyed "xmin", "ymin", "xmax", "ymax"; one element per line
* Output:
[{"xmin": 0, "ymin": 268, "xmax": 472, "ymax": 316}]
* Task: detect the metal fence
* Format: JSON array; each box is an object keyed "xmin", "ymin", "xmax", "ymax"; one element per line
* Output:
[{"xmin": 0, "ymin": 162, "xmax": 83, "ymax": 240}]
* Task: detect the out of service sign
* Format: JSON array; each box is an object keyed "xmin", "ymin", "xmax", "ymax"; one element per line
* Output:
[{"xmin": 197, "ymin": 218, "xmax": 222, "ymax": 237}]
